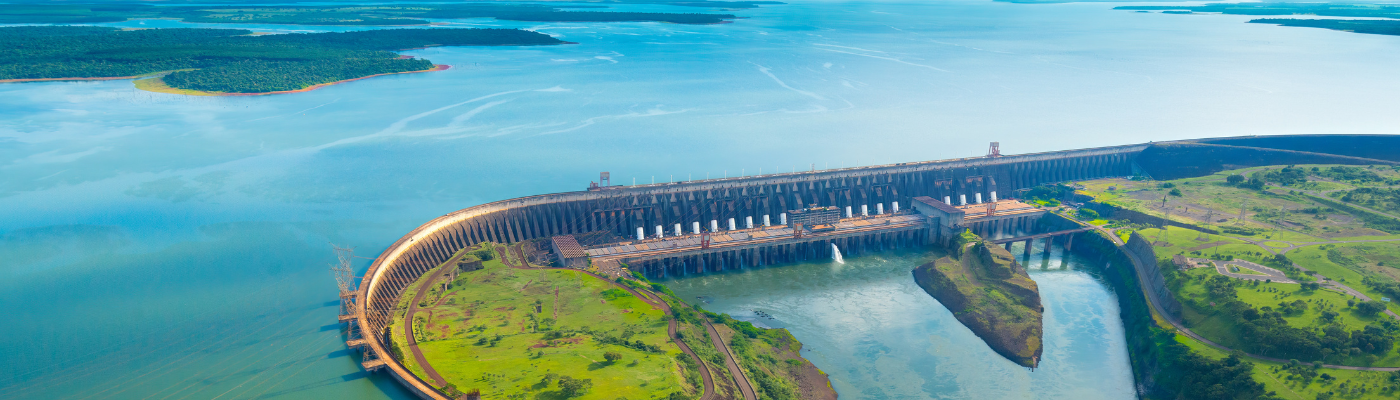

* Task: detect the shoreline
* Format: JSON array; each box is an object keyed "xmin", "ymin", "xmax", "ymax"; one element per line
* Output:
[
  {"xmin": 133, "ymin": 64, "xmax": 451, "ymax": 96},
  {"xmin": 0, "ymin": 71, "xmax": 174, "ymax": 83}
]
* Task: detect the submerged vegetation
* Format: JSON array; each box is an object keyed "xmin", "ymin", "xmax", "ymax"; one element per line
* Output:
[
  {"xmin": 0, "ymin": 26, "xmax": 563, "ymax": 93},
  {"xmin": 0, "ymin": 3, "xmax": 739, "ymax": 25}
]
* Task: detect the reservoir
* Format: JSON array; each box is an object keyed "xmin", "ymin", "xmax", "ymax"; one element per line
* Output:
[{"xmin": 4, "ymin": 0, "xmax": 1399, "ymax": 398}]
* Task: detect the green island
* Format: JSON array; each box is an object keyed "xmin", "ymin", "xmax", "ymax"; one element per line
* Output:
[
  {"xmin": 0, "ymin": 26, "xmax": 564, "ymax": 95},
  {"xmin": 0, "ymin": 3, "xmax": 739, "ymax": 26},
  {"xmin": 1062, "ymin": 163, "xmax": 1400, "ymax": 399},
  {"xmin": 389, "ymin": 242, "xmax": 832, "ymax": 400},
  {"xmin": 912, "ymin": 231, "xmax": 1044, "ymax": 368},
  {"xmin": 1115, "ymin": 3, "xmax": 1400, "ymax": 38}
]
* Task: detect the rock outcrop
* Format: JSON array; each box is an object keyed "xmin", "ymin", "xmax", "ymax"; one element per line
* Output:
[{"xmin": 913, "ymin": 234, "xmax": 1044, "ymax": 367}]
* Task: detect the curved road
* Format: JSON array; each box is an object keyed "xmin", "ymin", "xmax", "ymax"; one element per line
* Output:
[
  {"xmin": 402, "ymin": 264, "xmax": 453, "ymax": 387},
  {"xmin": 1082, "ymin": 220, "xmax": 1400, "ymax": 371}
]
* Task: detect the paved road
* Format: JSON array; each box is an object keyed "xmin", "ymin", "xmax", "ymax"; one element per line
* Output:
[
  {"xmin": 1214, "ymin": 259, "xmax": 1295, "ymax": 283},
  {"xmin": 1231, "ymin": 236, "xmax": 1400, "ymax": 320},
  {"xmin": 703, "ymin": 316, "xmax": 757, "ymax": 400},
  {"xmin": 402, "ymin": 260, "xmax": 454, "ymax": 387},
  {"xmin": 1077, "ymin": 218, "xmax": 1400, "ymax": 371}
]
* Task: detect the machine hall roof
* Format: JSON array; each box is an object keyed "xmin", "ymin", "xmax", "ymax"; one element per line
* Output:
[
  {"xmin": 913, "ymin": 196, "xmax": 964, "ymax": 215},
  {"xmin": 958, "ymin": 200, "xmax": 1043, "ymax": 221},
  {"xmin": 550, "ymin": 235, "xmax": 588, "ymax": 259}
]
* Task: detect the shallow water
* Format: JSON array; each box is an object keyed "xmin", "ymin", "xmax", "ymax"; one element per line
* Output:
[
  {"xmin": 3, "ymin": 0, "xmax": 1397, "ymax": 398},
  {"xmin": 664, "ymin": 242, "xmax": 1135, "ymax": 400}
]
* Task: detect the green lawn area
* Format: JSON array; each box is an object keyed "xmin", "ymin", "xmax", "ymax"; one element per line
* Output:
[
  {"xmin": 1173, "ymin": 266, "xmax": 1400, "ymax": 367},
  {"xmin": 1230, "ymin": 265, "xmax": 1267, "ymax": 276},
  {"xmin": 390, "ymin": 244, "xmax": 693, "ymax": 399},
  {"xmin": 1291, "ymin": 243, "xmax": 1400, "ymax": 315},
  {"xmin": 1074, "ymin": 164, "xmax": 1400, "ymax": 240},
  {"xmin": 1176, "ymin": 334, "xmax": 1400, "ymax": 400},
  {"xmin": 1138, "ymin": 227, "xmax": 1294, "ymax": 272}
]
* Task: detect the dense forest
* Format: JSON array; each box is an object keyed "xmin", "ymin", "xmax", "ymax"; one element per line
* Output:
[
  {"xmin": 1115, "ymin": 3, "xmax": 1400, "ymax": 19},
  {"xmin": 0, "ymin": 3, "xmax": 738, "ymax": 25},
  {"xmin": 0, "ymin": 26, "xmax": 563, "ymax": 93},
  {"xmin": 1251, "ymin": 19, "xmax": 1400, "ymax": 37}
]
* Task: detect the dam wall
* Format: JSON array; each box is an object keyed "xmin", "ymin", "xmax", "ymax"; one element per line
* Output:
[
  {"xmin": 350, "ymin": 134, "xmax": 1397, "ymax": 397},
  {"xmin": 352, "ymin": 143, "xmax": 1146, "ymax": 395}
]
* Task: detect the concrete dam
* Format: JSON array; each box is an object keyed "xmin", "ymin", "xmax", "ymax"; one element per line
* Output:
[{"xmin": 340, "ymin": 135, "xmax": 1400, "ymax": 400}]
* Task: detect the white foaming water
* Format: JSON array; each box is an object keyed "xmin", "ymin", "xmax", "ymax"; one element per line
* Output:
[{"xmin": 832, "ymin": 243, "xmax": 845, "ymax": 263}]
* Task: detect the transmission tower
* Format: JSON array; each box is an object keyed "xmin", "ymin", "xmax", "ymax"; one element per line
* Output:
[
  {"xmin": 1238, "ymin": 201, "xmax": 1249, "ymax": 225},
  {"xmin": 1157, "ymin": 206, "xmax": 1171, "ymax": 245},
  {"xmin": 1198, "ymin": 209, "xmax": 1216, "ymax": 241},
  {"xmin": 331, "ymin": 244, "xmax": 362, "ymax": 346}
]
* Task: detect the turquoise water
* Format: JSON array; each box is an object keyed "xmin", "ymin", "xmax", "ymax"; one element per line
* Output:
[
  {"xmin": 664, "ymin": 242, "xmax": 1135, "ymax": 400},
  {"xmin": 3, "ymin": 0, "xmax": 1399, "ymax": 398}
]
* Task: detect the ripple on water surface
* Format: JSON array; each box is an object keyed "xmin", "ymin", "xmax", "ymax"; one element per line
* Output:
[{"xmin": 664, "ymin": 246, "xmax": 1135, "ymax": 399}]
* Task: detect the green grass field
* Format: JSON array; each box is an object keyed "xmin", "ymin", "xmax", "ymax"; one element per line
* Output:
[
  {"xmin": 389, "ymin": 244, "xmax": 693, "ymax": 400},
  {"xmin": 1173, "ymin": 261, "xmax": 1400, "ymax": 367},
  {"xmin": 1292, "ymin": 242, "xmax": 1400, "ymax": 315},
  {"xmin": 1177, "ymin": 334, "xmax": 1400, "ymax": 399},
  {"xmin": 1076, "ymin": 164, "xmax": 1400, "ymax": 240}
]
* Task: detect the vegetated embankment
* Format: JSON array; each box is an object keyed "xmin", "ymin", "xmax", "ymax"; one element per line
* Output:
[{"xmin": 913, "ymin": 232, "xmax": 1044, "ymax": 367}]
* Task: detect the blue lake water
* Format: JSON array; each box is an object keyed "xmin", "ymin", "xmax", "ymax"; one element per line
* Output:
[{"xmin": 3, "ymin": 0, "xmax": 1398, "ymax": 398}]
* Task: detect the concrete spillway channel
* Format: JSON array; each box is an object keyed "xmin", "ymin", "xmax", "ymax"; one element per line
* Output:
[{"xmin": 338, "ymin": 135, "xmax": 1400, "ymax": 399}]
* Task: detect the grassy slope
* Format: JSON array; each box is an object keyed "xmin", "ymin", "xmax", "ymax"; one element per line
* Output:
[
  {"xmin": 1077, "ymin": 164, "xmax": 1400, "ymax": 240},
  {"xmin": 1292, "ymin": 243, "xmax": 1400, "ymax": 316},
  {"xmin": 708, "ymin": 313, "xmax": 828, "ymax": 400},
  {"xmin": 1177, "ymin": 334, "xmax": 1400, "ymax": 400},
  {"xmin": 1141, "ymin": 226, "xmax": 1400, "ymax": 364},
  {"xmin": 392, "ymin": 244, "xmax": 689, "ymax": 399}
]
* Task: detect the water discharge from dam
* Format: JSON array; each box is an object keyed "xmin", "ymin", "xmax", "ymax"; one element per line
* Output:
[
  {"xmin": 665, "ymin": 240, "xmax": 1134, "ymax": 399},
  {"xmin": 3, "ymin": 0, "xmax": 1397, "ymax": 397}
]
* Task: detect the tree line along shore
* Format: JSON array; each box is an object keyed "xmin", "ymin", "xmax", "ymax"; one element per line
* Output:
[
  {"xmin": 0, "ymin": 26, "xmax": 563, "ymax": 95},
  {"xmin": 0, "ymin": 3, "xmax": 742, "ymax": 26}
]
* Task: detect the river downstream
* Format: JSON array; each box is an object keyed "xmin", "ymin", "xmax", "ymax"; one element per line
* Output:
[
  {"xmin": 4, "ymin": 0, "xmax": 1399, "ymax": 398},
  {"xmin": 665, "ymin": 242, "xmax": 1135, "ymax": 399}
]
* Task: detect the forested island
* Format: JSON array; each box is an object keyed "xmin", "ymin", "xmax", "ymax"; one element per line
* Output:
[
  {"xmin": 912, "ymin": 231, "xmax": 1044, "ymax": 368},
  {"xmin": 0, "ymin": 26, "xmax": 563, "ymax": 94},
  {"xmin": 1116, "ymin": 2, "xmax": 1400, "ymax": 37},
  {"xmin": 0, "ymin": 3, "xmax": 739, "ymax": 25}
]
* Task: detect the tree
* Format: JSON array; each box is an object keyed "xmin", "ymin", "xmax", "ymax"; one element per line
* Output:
[
  {"xmin": 1169, "ymin": 188, "xmax": 1183, "ymax": 197},
  {"xmin": 604, "ymin": 351, "xmax": 623, "ymax": 363},
  {"xmin": 1075, "ymin": 208, "xmax": 1099, "ymax": 220},
  {"xmin": 558, "ymin": 376, "xmax": 592, "ymax": 397},
  {"xmin": 1356, "ymin": 300, "xmax": 1387, "ymax": 317},
  {"xmin": 1227, "ymin": 174, "xmax": 1246, "ymax": 185}
]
